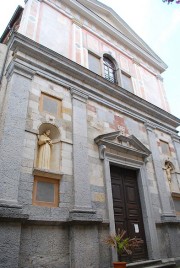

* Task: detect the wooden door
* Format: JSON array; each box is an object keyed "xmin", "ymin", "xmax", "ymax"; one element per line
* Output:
[{"xmin": 110, "ymin": 165, "xmax": 148, "ymax": 262}]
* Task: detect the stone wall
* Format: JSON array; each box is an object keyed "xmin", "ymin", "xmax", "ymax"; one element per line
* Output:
[
  {"xmin": 0, "ymin": 222, "xmax": 21, "ymax": 268},
  {"xmin": 19, "ymin": 224, "xmax": 69, "ymax": 268}
]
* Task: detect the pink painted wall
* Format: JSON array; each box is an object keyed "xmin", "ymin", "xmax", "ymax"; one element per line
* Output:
[{"xmin": 19, "ymin": 0, "xmax": 170, "ymax": 112}]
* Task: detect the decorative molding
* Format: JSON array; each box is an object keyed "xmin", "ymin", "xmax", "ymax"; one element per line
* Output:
[
  {"xmin": 106, "ymin": 153, "xmax": 144, "ymax": 169},
  {"xmin": 33, "ymin": 168, "xmax": 64, "ymax": 179},
  {"xmin": 95, "ymin": 131, "xmax": 151, "ymax": 160},
  {"xmin": 99, "ymin": 144, "xmax": 106, "ymax": 160}
]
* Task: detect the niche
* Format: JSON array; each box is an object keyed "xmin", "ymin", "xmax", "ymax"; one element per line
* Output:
[{"xmin": 36, "ymin": 123, "xmax": 61, "ymax": 172}]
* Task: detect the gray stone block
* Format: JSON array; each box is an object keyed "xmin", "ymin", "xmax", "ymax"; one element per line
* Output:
[
  {"xmin": 70, "ymin": 225, "xmax": 100, "ymax": 268},
  {"xmin": 0, "ymin": 222, "xmax": 21, "ymax": 268},
  {"xmin": 19, "ymin": 224, "xmax": 69, "ymax": 268}
]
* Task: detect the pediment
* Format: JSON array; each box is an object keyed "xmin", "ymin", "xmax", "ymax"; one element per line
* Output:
[
  {"xmin": 94, "ymin": 131, "xmax": 151, "ymax": 160},
  {"xmin": 76, "ymin": 0, "xmax": 167, "ymax": 71}
]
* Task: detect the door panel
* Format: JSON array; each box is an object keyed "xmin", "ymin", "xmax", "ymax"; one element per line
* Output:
[{"xmin": 110, "ymin": 165, "xmax": 148, "ymax": 262}]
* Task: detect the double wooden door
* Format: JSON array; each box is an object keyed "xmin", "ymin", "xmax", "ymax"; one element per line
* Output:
[{"xmin": 110, "ymin": 165, "xmax": 148, "ymax": 262}]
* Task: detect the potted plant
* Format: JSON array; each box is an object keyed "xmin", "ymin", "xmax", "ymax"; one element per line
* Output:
[{"xmin": 104, "ymin": 229, "xmax": 143, "ymax": 268}]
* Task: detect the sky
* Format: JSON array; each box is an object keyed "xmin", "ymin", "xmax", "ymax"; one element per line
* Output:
[{"xmin": 0, "ymin": 0, "xmax": 179, "ymax": 123}]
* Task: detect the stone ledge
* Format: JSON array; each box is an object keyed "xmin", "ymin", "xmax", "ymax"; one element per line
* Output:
[
  {"xmin": 0, "ymin": 207, "xmax": 29, "ymax": 222},
  {"xmin": 33, "ymin": 168, "xmax": 64, "ymax": 179},
  {"xmin": 161, "ymin": 213, "xmax": 177, "ymax": 223},
  {"xmin": 0, "ymin": 199, "xmax": 22, "ymax": 209},
  {"xmin": 68, "ymin": 209, "xmax": 103, "ymax": 224},
  {"xmin": 155, "ymin": 214, "xmax": 180, "ymax": 224},
  {"xmin": 172, "ymin": 192, "xmax": 180, "ymax": 199}
]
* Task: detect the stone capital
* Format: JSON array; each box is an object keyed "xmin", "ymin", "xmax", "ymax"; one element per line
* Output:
[
  {"xmin": 144, "ymin": 121, "xmax": 156, "ymax": 132},
  {"xmin": 132, "ymin": 57, "xmax": 141, "ymax": 65},
  {"xmin": 72, "ymin": 18, "xmax": 83, "ymax": 27},
  {"xmin": 70, "ymin": 87, "xmax": 89, "ymax": 103},
  {"xmin": 5, "ymin": 61, "xmax": 35, "ymax": 81},
  {"xmin": 156, "ymin": 75, "xmax": 164, "ymax": 82},
  {"xmin": 171, "ymin": 134, "xmax": 180, "ymax": 143}
]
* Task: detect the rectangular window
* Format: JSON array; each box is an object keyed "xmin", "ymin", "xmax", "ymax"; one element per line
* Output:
[
  {"xmin": 32, "ymin": 176, "xmax": 59, "ymax": 207},
  {"xmin": 160, "ymin": 140, "xmax": 170, "ymax": 155},
  {"xmin": 174, "ymin": 199, "xmax": 180, "ymax": 214},
  {"xmin": 88, "ymin": 52, "xmax": 101, "ymax": 75},
  {"xmin": 121, "ymin": 72, "xmax": 133, "ymax": 92},
  {"xmin": 172, "ymin": 194, "xmax": 180, "ymax": 215},
  {"xmin": 39, "ymin": 93, "xmax": 61, "ymax": 118}
]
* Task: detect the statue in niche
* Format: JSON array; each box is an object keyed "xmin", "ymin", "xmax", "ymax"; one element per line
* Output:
[
  {"xmin": 37, "ymin": 130, "xmax": 52, "ymax": 170},
  {"xmin": 164, "ymin": 161, "xmax": 174, "ymax": 189}
]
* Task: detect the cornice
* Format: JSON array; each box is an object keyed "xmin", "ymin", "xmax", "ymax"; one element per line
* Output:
[
  {"xmin": 60, "ymin": 0, "xmax": 167, "ymax": 73},
  {"xmin": 8, "ymin": 33, "xmax": 180, "ymax": 132}
]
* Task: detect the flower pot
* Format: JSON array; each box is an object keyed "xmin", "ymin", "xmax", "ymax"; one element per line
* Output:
[{"xmin": 113, "ymin": 262, "xmax": 127, "ymax": 268}]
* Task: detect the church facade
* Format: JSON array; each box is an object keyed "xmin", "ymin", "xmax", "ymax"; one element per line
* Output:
[{"xmin": 0, "ymin": 0, "xmax": 180, "ymax": 267}]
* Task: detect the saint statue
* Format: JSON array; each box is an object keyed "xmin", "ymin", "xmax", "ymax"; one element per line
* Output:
[
  {"xmin": 37, "ymin": 130, "xmax": 52, "ymax": 169},
  {"xmin": 164, "ymin": 161, "xmax": 173, "ymax": 188}
]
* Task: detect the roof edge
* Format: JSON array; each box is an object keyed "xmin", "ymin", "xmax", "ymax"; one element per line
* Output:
[{"xmin": 0, "ymin": 5, "xmax": 23, "ymax": 44}]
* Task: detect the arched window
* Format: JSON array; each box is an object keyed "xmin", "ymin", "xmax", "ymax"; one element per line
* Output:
[{"xmin": 103, "ymin": 56, "xmax": 116, "ymax": 83}]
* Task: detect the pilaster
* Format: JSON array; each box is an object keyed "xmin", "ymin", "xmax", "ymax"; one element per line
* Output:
[
  {"xmin": 0, "ymin": 60, "xmax": 32, "ymax": 268},
  {"xmin": 71, "ymin": 88, "xmax": 92, "ymax": 211},
  {"xmin": 0, "ymin": 61, "xmax": 34, "ymax": 208},
  {"xmin": 145, "ymin": 122, "xmax": 176, "ymax": 219},
  {"xmin": 70, "ymin": 88, "xmax": 101, "ymax": 268},
  {"xmin": 138, "ymin": 164, "xmax": 161, "ymax": 259}
]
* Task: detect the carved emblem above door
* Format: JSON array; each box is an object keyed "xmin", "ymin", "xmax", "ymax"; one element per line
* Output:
[{"xmin": 94, "ymin": 131, "xmax": 151, "ymax": 160}]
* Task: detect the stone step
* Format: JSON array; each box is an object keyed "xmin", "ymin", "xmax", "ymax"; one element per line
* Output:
[
  {"xmin": 127, "ymin": 260, "xmax": 162, "ymax": 268},
  {"xmin": 146, "ymin": 263, "xmax": 176, "ymax": 268},
  {"xmin": 127, "ymin": 260, "xmax": 176, "ymax": 268}
]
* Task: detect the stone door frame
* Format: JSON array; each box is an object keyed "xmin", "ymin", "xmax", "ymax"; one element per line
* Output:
[{"xmin": 94, "ymin": 132, "xmax": 161, "ymax": 262}]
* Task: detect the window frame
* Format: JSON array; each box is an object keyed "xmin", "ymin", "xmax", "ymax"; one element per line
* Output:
[
  {"xmin": 121, "ymin": 71, "xmax": 134, "ymax": 93},
  {"xmin": 39, "ymin": 93, "xmax": 62, "ymax": 118},
  {"xmin": 171, "ymin": 193, "xmax": 180, "ymax": 216},
  {"xmin": 32, "ymin": 176, "xmax": 59, "ymax": 207},
  {"xmin": 88, "ymin": 51, "xmax": 101, "ymax": 75},
  {"xmin": 103, "ymin": 55, "xmax": 117, "ymax": 84},
  {"xmin": 160, "ymin": 140, "xmax": 171, "ymax": 156}
]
